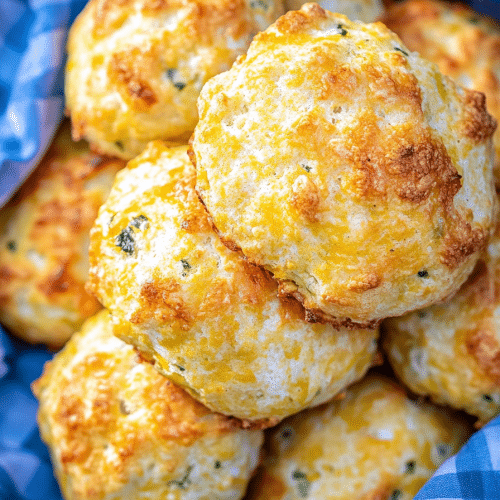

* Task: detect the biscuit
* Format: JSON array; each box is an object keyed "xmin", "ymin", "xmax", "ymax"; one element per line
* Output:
[
  {"xmin": 0, "ymin": 122, "xmax": 124, "ymax": 347},
  {"xmin": 87, "ymin": 141, "xmax": 379, "ymax": 423},
  {"xmin": 33, "ymin": 310, "xmax": 264, "ymax": 500},
  {"xmin": 246, "ymin": 374, "xmax": 471, "ymax": 500},
  {"xmin": 381, "ymin": 0, "xmax": 500, "ymax": 185},
  {"xmin": 191, "ymin": 4, "xmax": 498, "ymax": 327},
  {"xmin": 65, "ymin": 0, "xmax": 284, "ymax": 159},
  {"xmin": 286, "ymin": 0, "xmax": 383, "ymax": 23},
  {"xmin": 383, "ymin": 211, "xmax": 500, "ymax": 423}
]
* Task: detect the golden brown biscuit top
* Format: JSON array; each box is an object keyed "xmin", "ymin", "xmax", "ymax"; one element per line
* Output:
[
  {"xmin": 88, "ymin": 141, "xmax": 309, "ymax": 336},
  {"xmin": 247, "ymin": 374, "xmax": 471, "ymax": 500},
  {"xmin": 0, "ymin": 125, "xmax": 123, "ymax": 266},
  {"xmin": 65, "ymin": 0, "xmax": 284, "ymax": 159},
  {"xmin": 0, "ymin": 122, "xmax": 125, "ymax": 346},
  {"xmin": 382, "ymin": 210, "xmax": 500, "ymax": 422},
  {"xmin": 88, "ymin": 0, "xmax": 266, "ymax": 41},
  {"xmin": 191, "ymin": 4, "xmax": 497, "ymax": 326},
  {"xmin": 285, "ymin": 0, "xmax": 384, "ymax": 23},
  {"xmin": 453, "ymin": 212, "xmax": 500, "ymax": 318},
  {"xmin": 87, "ymin": 141, "xmax": 378, "ymax": 422},
  {"xmin": 380, "ymin": 0, "xmax": 500, "ymax": 178},
  {"xmin": 33, "ymin": 311, "xmax": 244, "ymax": 498}
]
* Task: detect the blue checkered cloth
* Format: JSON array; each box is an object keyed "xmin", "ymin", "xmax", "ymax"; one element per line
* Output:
[
  {"xmin": 0, "ymin": 0, "xmax": 87, "ymax": 208},
  {"xmin": 415, "ymin": 417, "xmax": 500, "ymax": 500},
  {"xmin": 1, "ymin": 0, "xmax": 500, "ymax": 499},
  {"xmin": 0, "ymin": 326, "xmax": 60, "ymax": 500}
]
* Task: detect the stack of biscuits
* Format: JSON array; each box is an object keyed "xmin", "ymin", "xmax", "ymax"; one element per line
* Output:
[{"xmin": 1, "ymin": 0, "xmax": 499, "ymax": 498}]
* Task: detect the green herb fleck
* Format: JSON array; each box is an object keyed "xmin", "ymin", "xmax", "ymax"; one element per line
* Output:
[
  {"xmin": 469, "ymin": 17, "xmax": 479, "ymax": 24},
  {"xmin": 181, "ymin": 259, "xmax": 191, "ymax": 277},
  {"xmin": 337, "ymin": 24, "xmax": 348, "ymax": 36},
  {"xmin": 115, "ymin": 227, "xmax": 135, "ymax": 255},
  {"xmin": 114, "ymin": 140, "xmax": 124, "ymax": 151},
  {"xmin": 436, "ymin": 444, "xmax": 450, "ymax": 458},
  {"xmin": 280, "ymin": 427, "xmax": 294, "ymax": 440},
  {"xmin": 292, "ymin": 470, "xmax": 310, "ymax": 498},
  {"xmin": 301, "ymin": 164, "xmax": 311, "ymax": 172},
  {"xmin": 405, "ymin": 460, "xmax": 416, "ymax": 474},
  {"xmin": 168, "ymin": 466, "xmax": 193, "ymax": 490},
  {"xmin": 88, "ymin": 156, "xmax": 105, "ymax": 169},
  {"xmin": 6, "ymin": 240, "xmax": 16, "ymax": 252},
  {"xmin": 214, "ymin": 460, "xmax": 222, "ymax": 469},
  {"xmin": 175, "ymin": 364, "xmax": 185, "ymax": 372},
  {"xmin": 166, "ymin": 68, "xmax": 186, "ymax": 91},
  {"xmin": 394, "ymin": 46, "xmax": 409, "ymax": 56},
  {"xmin": 119, "ymin": 400, "xmax": 131, "ymax": 415},
  {"xmin": 130, "ymin": 215, "xmax": 149, "ymax": 229},
  {"xmin": 115, "ymin": 216, "xmax": 150, "ymax": 255},
  {"xmin": 250, "ymin": 0, "xmax": 269, "ymax": 10},
  {"xmin": 390, "ymin": 490, "xmax": 402, "ymax": 500},
  {"xmin": 417, "ymin": 310, "xmax": 427, "ymax": 318},
  {"xmin": 417, "ymin": 270, "xmax": 429, "ymax": 278},
  {"xmin": 483, "ymin": 394, "xmax": 494, "ymax": 402}
]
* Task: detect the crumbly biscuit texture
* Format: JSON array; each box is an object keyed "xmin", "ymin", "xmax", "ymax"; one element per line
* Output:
[
  {"xmin": 383, "ymin": 211, "xmax": 500, "ymax": 423},
  {"xmin": 191, "ymin": 4, "xmax": 497, "ymax": 327},
  {"xmin": 381, "ymin": 0, "xmax": 500, "ymax": 184},
  {"xmin": 66, "ymin": 0, "xmax": 284, "ymax": 159},
  {"xmin": 0, "ymin": 122, "xmax": 124, "ymax": 347},
  {"xmin": 286, "ymin": 0, "xmax": 383, "ymax": 23},
  {"xmin": 87, "ymin": 141, "xmax": 378, "ymax": 422},
  {"xmin": 246, "ymin": 374, "xmax": 471, "ymax": 500},
  {"xmin": 33, "ymin": 310, "xmax": 264, "ymax": 500}
]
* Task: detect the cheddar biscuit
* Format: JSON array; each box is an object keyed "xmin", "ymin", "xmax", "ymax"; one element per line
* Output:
[
  {"xmin": 246, "ymin": 374, "xmax": 471, "ymax": 500},
  {"xmin": 65, "ymin": 0, "xmax": 284, "ymax": 159},
  {"xmin": 191, "ymin": 4, "xmax": 497, "ymax": 327},
  {"xmin": 33, "ymin": 310, "xmax": 264, "ymax": 500},
  {"xmin": 381, "ymin": 0, "xmax": 500, "ymax": 184},
  {"xmin": 383, "ymin": 213, "xmax": 500, "ymax": 423},
  {"xmin": 0, "ymin": 122, "xmax": 124, "ymax": 347},
  {"xmin": 286, "ymin": 0, "xmax": 383, "ymax": 23},
  {"xmin": 87, "ymin": 142, "xmax": 379, "ymax": 423}
]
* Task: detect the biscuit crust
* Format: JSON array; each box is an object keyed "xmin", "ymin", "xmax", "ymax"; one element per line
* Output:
[
  {"xmin": 34, "ymin": 310, "xmax": 264, "ymax": 500},
  {"xmin": 383, "ymin": 210, "xmax": 500, "ymax": 423},
  {"xmin": 285, "ymin": 0, "xmax": 384, "ymax": 22},
  {"xmin": 381, "ymin": 0, "xmax": 500, "ymax": 184},
  {"xmin": 87, "ymin": 142, "xmax": 379, "ymax": 422},
  {"xmin": 65, "ymin": 0, "xmax": 284, "ymax": 159},
  {"xmin": 0, "ymin": 122, "xmax": 124, "ymax": 347},
  {"xmin": 246, "ymin": 374, "xmax": 471, "ymax": 500},
  {"xmin": 191, "ymin": 5, "xmax": 497, "ymax": 326}
]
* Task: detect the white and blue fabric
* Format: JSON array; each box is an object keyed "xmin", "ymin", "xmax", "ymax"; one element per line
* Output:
[
  {"xmin": 0, "ymin": 0, "xmax": 87, "ymax": 208},
  {"xmin": 0, "ymin": 0, "xmax": 500, "ymax": 499},
  {"xmin": 0, "ymin": 331, "xmax": 59, "ymax": 500},
  {"xmin": 415, "ymin": 417, "xmax": 500, "ymax": 500}
]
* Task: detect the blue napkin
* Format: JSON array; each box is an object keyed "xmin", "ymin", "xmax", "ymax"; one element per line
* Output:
[
  {"xmin": 0, "ymin": 0, "xmax": 87, "ymax": 208},
  {"xmin": 0, "ymin": 326, "xmax": 60, "ymax": 500},
  {"xmin": 0, "ymin": 0, "xmax": 500, "ymax": 499},
  {"xmin": 415, "ymin": 416, "xmax": 500, "ymax": 500}
]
